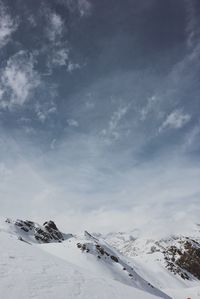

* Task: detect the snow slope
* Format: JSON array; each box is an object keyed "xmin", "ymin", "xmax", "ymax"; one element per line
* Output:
[
  {"xmin": 40, "ymin": 231, "xmax": 170, "ymax": 298},
  {"xmin": 101, "ymin": 231, "xmax": 200, "ymax": 299},
  {"xmin": 1, "ymin": 217, "xmax": 200, "ymax": 299},
  {"xmin": 0, "ymin": 219, "xmax": 171, "ymax": 299},
  {"xmin": 0, "ymin": 231, "xmax": 168, "ymax": 299}
]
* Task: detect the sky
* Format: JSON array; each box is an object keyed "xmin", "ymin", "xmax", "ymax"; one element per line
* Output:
[{"xmin": 0, "ymin": 0, "xmax": 200, "ymax": 235}]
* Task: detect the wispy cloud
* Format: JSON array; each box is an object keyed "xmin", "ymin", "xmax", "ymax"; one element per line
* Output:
[
  {"xmin": 46, "ymin": 12, "xmax": 64, "ymax": 43},
  {"xmin": 140, "ymin": 95, "xmax": 158, "ymax": 121},
  {"xmin": 159, "ymin": 109, "xmax": 191, "ymax": 132},
  {"xmin": 182, "ymin": 122, "xmax": 200, "ymax": 153},
  {"xmin": 35, "ymin": 102, "xmax": 57, "ymax": 123},
  {"xmin": 0, "ymin": 1, "xmax": 18, "ymax": 48},
  {"xmin": 0, "ymin": 0, "xmax": 199, "ymax": 237},
  {"xmin": 101, "ymin": 105, "xmax": 130, "ymax": 142},
  {"xmin": 77, "ymin": 0, "xmax": 92, "ymax": 17},
  {"xmin": 67, "ymin": 61, "xmax": 81, "ymax": 73},
  {"xmin": 49, "ymin": 48, "xmax": 69, "ymax": 67},
  {"xmin": 0, "ymin": 51, "xmax": 40, "ymax": 109},
  {"xmin": 44, "ymin": 9, "xmax": 81, "ymax": 72},
  {"xmin": 0, "ymin": 162, "xmax": 11, "ymax": 182},
  {"xmin": 64, "ymin": 0, "xmax": 92, "ymax": 17},
  {"xmin": 67, "ymin": 119, "xmax": 79, "ymax": 127},
  {"xmin": 184, "ymin": 0, "xmax": 200, "ymax": 49}
]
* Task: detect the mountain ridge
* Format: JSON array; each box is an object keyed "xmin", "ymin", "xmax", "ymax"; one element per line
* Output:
[{"xmin": 1, "ymin": 217, "xmax": 200, "ymax": 298}]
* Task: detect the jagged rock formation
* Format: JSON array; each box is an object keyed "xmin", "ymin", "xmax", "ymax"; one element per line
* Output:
[
  {"xmin": 5, "ymin": 218, "xmax": 71, "ymax": 243},
  {"xmin": 164, "ymin": 238, "xmax": 200, "ymax": 280}
]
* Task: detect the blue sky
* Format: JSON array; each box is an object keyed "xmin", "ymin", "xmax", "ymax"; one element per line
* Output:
[{"xmin": 0, "ymin": 0, "xmax": 200, "ymax": 234}]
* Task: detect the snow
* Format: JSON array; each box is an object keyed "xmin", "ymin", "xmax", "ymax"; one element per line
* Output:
[
  {"xmin": 0, "ymin": 229, "xmax": 168, "ymax": 299},
  {"xmin": 101, "ymin": 231, "xmax": 200, "ymax": 299},
  {"xmin": 166, "ymin": 286, "xmax": 200, "ymax": 299},
  {"xmin": 39, "ymin": 231, "xmax": 171, "ymax": 298},
  {"xmin": 1, "ymin": 218, "xmax": 200, "ymax": 299}
]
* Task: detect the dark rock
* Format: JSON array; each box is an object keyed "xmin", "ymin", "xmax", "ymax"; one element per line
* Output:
[
  {"xmin": 164, "ymin": 238, "xmax": 200, "ymax": 280},
  {"xmin": 76, "ymin": 243, "xmax": 87, "ymax": 251},
  {"xmin": 95, "ymin": 244, "xmax": 106, "ymax": 255},
  {"xmin": 13, "ymin": 219, "xmax": 65, "ymax": 244},
  {"xmin": 110, "ymin": 255, "xmax": 119, "ymax": 263},
  {"xmin": 43, "ymin": 221, "xmax": 59, "ymax": 231}
]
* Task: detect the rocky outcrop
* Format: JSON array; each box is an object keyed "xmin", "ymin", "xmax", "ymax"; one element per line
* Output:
[
  {"xmin": 6, "ymin": 218, "xmax": 67, "ymax": 243},
  {"xmin": 42, "ymin": 220, "xmax": 64, "ymax": 242},
  {"xmin": 77, "ymin": 241, "xmax": 119, "ymax": 262},
  {"xmin": 164, "ymin": 238, "xmax": 200, "ymax": 280}
]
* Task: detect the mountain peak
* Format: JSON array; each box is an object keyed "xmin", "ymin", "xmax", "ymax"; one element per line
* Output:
[{"xmin": 4, "ymin": 218, "xmax": 72, "ymax": 244}]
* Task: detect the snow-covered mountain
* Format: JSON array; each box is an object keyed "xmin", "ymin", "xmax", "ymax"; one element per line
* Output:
[
  {"xmin": 99, "ymin": 228, "xmax": 200, "ymax": 298},
  {"xmin": 0, "ymin": 218, "xmax": 200, "ymax": 299}
]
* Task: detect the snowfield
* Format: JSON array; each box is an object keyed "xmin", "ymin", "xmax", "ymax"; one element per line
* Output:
[
  {"xmin": 1, "ymin": 218, "xmax": 200, "ymax": 299},
  {"xmin": 101, "ymin": 231, "xmax": 200, "ymax": 299},
  {"xmin": 39, "ymin": 232, "xmax": 170, "ymax": 298},
  {"xmin": 0, "ymin": 229, "xmax": 168, "ymax": 299}
]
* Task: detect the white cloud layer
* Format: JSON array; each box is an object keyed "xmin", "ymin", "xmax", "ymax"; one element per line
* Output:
[{"xmin": 0, "ymin": 135, "xmax": 199, "ymax": 237}]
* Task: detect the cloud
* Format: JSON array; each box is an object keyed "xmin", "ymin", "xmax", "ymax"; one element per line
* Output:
[
  {"xmin": 50, "ymin": 48, "xmax": 69, "ymax": 67},
  {"xmin": 1, "ymin": 133, "xmax": 199, "ymax": 237},
  {"xmin": 67, "ymin": 61, "xmax": 81, "ymax": 72},
  {"xmin": 0, "ymin": 0, "xmax": 199, "ymax": 238},
  {"xmin": 50, "ymin": 139, "xmax": 56, "ymax": 150},
  {"xmin": 184, "ymin": 0, "xmax": 200, "ymax": 49},
  {"xmin": 140, "ymin": 95, "xmax": 158, "ymax": 121},
  {"xmin": 27, "ymin": 15, "xmax": 37, "ymax": 28},
  {"xmin": 159, "ymin": 109, "xmax": 191, "ymax": 132},
  {"xmin": 0, "ymin": 162, "xmax": 11, "ymax": 182},
  {"xmin": 46, "ymin": 11, "xmax": 64, "ymax": 43},
  {"xmin": 0, "ymin": 1, "xmax": 18, "ymax": 48},
  {"xmin": 182, "ymin": 122, "xmax": 200, "ymax": 152},
  {"xmin": 28, "ymin": 4, "xmax": 86, "ymax": 73},
  {"xmin": 35, "ymin": 102, "xmax": 57, "ymax": 123},
  {"xmin": 0, "ymin": 51, "xmax": 40, "ymax": 109},
  {"xmin": 101, "ymin": 105, "xmax": 130, "ymax": 142},
  {"xmin": 43, "ymin": 10, "xmax": 71, "ymax": 71},
  {"xmin": 77, "ymin": 0, "xmax": 92, "ymax": 17},
  {"xmin": 64, "ymin": 0, "xmax": 92, "ymax": 17},
  {"xmin": 67, "ymin": 119, "xmax": 79, "ymax": 127}
]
